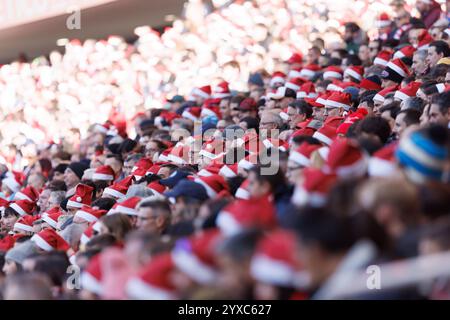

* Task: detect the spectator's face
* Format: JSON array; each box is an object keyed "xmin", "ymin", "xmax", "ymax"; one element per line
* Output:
[
  {"xmin": 157, "ymin": 167, "xmax": 171, "ymax": 179},
  {"xmin": 64, "ymin": 168, "xmax": 80, "ymax": 189},
  {"xmin": 28, "ymin": 174, "xmax": 45, "ymax": 191},
  {"xmin": 412, "ymin": 53, "xmax": 428, "ymax": 75},
  {"xmin": 136, "ymin": 207, "xmax": 159, "ymax": 232},
  {"xmin": 368, "ymin": 41, "xmax": 380, "ymax": 59},
  {"xmin": 313, "ymin": 107, "xmax": 325, "ymax": 121},
  {"xmin": 427, "ymin": 46, "xmax": 442, "ymax": 68},
  {"xmin": 428, "ymin": 103, "xmax": 449, "ymax": 125},
  {"xmin": 123, "ymin": 159, "xmax": 136, "ymax": 177},
  {"xmin": 420, "ymin": 104, "xmax": 430, "ymax": 125},
  {"xmin": 286, "ymin": 160, "xmax": 304, "ymax": 185},
  {"xmin": 445, "ymin": 72, "xmax": 450, "ymax": 85},
  {"xmin": 430, "ymin": 27, "xmax": 442, "ymax": 40},
  {"xmin": 393, "ymin": 112, "xmax": 407, "ymax": 138},
  {"xmin": 324, "ymin": 107, "xmax": 340, "ymax": 117},
  {"xmin": 247, "ymin": 171, "xmax": 270, "ymax": 198},
  {"xmin": 219, "ymin": 100, "xmax": 230, "ymax": 118},
  {"xmin": 145, "ymin": 141, "xmax": 161, "ymax": 160},
  {"xmin": 37, "ymin": 189, "xmax": 51, "ymax": 212},
  {"xmin": 381, "ymin": 110, "xmax": 395, "ymax": 129},
  {"xmin": 2, "ymin": 260, "xmax": 18, "ymax": 275},
  {"xmin": 1, "ymin": 214, "xmax": 18, "ymax": 231},
  {"xmin": 358, "ymin": 45, "xmax": 370, "ymax": 62}
]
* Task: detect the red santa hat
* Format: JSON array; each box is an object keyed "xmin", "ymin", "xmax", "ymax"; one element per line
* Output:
[
  {"xmin": 199, "ymin": 138, "xmax": 224, "ymax": 160},
  {"xmin": 285, "ymin": 77, "xmax": 305, "ymax": 92},
  {"xmin": 201, "ymin": 105, "xmax": 221, "ymax": 119},
  {"xmin": 92, "ymin": 165, "xmax": 115, "ymax": 181},
  {"xmin": 9, "ymin": 199, "xmax": 36, "ymax": 216},
  {"xmin": 315, "ymin": 92, "xmax": 331, "ymax": 106},
  {"xmin": 217, "ymin": 195, "xmax": 276, "ymax": 236},
  {"xmin": 147, "ymin": 181, "xmax": 167, "ymax": 198},
  {"xmin": 368, "ymin": 142, "xmax": 398, "ymax": 177},
  {"xmin": 270, "ymin": 71, "xmax": 287, "ymax": 87},
  {"xmin": 336, "ymin": 108, "xmax": 368, "ymax": 135},
  {"xmin": 417, "ymin": 30, "xmax": 433, "ymax": 50},
  {"xmin": 373, "ymin": 85, "xmax": 399, "ymax": 103},
  {"xmin": 219, "ymin": 163, "xmax": 238, "ymax": 179},
  {"xmin": 238, "ymin": 153, "xmax": 258, "ymax": 171},
  {"xmin": 132, "ymin": 158, "xmax": 153, "ymax": 180},
  {"xmin": 393, "ymin": 45, "xmax": 416, "ymax": 59},
  {"xmin": 171, "ymin": 229, "xmax": 222, "ymax": 285},
  {"xmin": 323, "ymin": 66, "xmax": 343, "ymax": 80},
  {"xmin": 67, "ymin": 184, "xmax": 94, "ymax": 209},
  {"xmin": 289, "ymin": 142, "xmax": 321, "ymax": 167},
  {"xmin": 262, "ymin": 138, "xmax": 288, "ymax": 152},
  {"xmin": 181, "ymin": 106, "xmax": 202, "ymax": 122},
  {"xmin": 435, "ymin": 83, "xmax": 450, "ymax": 93},
  {"xmin": 376, "ymin": 12, "xmax": 391, "ymax": 28},
  {"xmin": 193, "ymin": 174, "xmax": 229, "ymax": 198},
  {"xmin": 158, "ymin": 148, "xmax": 172, "ymax": 162},
  {"xmin": 0, "ymin": 198, "xmax": 10, "ymax": 211},
  {"xmin": 115, "ymin": 196, "xmax": 142, "ymax": 216},
  {"xmin": 14, "ymin": 215, "xmax": 40, "ymax": 233},
  {"xmin": 374, "ymin": 50, "xmax": 392, "ymax": 66},
  {"xmin": 212, "ymin": 81, "xmax": 231, "ymax": 99},
  {"xmin": 313, "ymin": 125, "xmax": 338, "ymax": 146},
  {"xmin": 31, "ymin": 228, "xmax": 70, "ymax": 252},
  {"xmin": 300, "ymin": 64, "xmax": 321, "ymax": 80},
  {"xmin": 292, "ymin": 168, "xmax": 337, "ymax": 207},
  {"xmin": 235, "ymin": 179, "xmax": 250, "ymax": 199},
  {"xmin": 0, "ymin": 235, "xmax": 15, "ymax": 252},
  {"xmin": 344, "ymin": 66, "xmax": 364, "ymax": 82},
  {"xmin": 326, "ymin": 79, "xmax": 345, "ymax": 92},
  {"xmin": 80, "ymin": 254, "xmax": 103, "ymax": 295},
  {"xmin": 192, "ymin": 85, "xmax": 211, "ymax": 99},
  {"xmin": 287, "ymin": 67, "xmax": 303, "ymax": 79},
  {"xmin": 2, "ymin": 171, "xmax": 24, "ymax": 193},
  {"xmin": 42, "ymin": 207, "xmax": 63, "ymax": 229},
  {"xmin": 325, "ymin": 138, "xmax": 367, "ymax": 178},
  {"xmin": 167, "ymin": 144, "xmax": 189, "ymax": 165},
  {"xmin": 360, "ymin": 77, "xmax": 382, "ymax": 91},
  {"xmin": 325, "ymin": 92, "xmax": 352, "ymax": 111},
  {"xmin": 250, "ymin": 230, "xmax": 302, "ymax": 287},
  {"xmin": 80, "ymin": 223, "xmax": 96, "ymax": 245},
  {"xmin": 324, "ymin": 116, "xmax": 345, "ymax": 128},
  {"xmin": 297, "ymin": 82, "xmax": 318, "ymax": 99},
  {"xmin": 394, "ymin": 81, "xmax": 421, "ymax": 101},
  {"xmin": 384, "ymin": 58, "xmax": 411, "ymax": 79},
  {"xmin": 126, "ymin": 253, "xmax": 177, "ymax": 300},
  {"xmin": 287, "ymin": 52, "xmax": 303, "ymax": 65},
  {"xmin": 14, "ymin": 186, "xmax": 39, "ymax": 202},
  {"xmin": 75, "ymin": 205, "xmax": 107, "ymax": 223},
  {"xmin": 103, "ymin": 176, "xmax": 133, "ymax": 199}
]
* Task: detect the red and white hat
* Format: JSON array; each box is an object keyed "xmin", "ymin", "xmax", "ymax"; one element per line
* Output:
[
  {"xmin": 199, "ymin": 138, "xmax": 224, "ymax": 160},
  {"xmin": 201, "ymin": 104, "xmax": 221, "ymax": 119},
  {"xmin": 325, "ymin": 138, "xmax": 367, "ymax": 178},
  {"xmin": 115, "ymin": 197, "xmax": 141, "ymax": 216},
  {"xmin": 285, "ymin": 77, "xmax": 305, "ymax": 92},
  {"xmin": 14, "ymin": 215, "xmax": 40, "ymax": 233},
  {"xmin": 270, "ymin": 71, "xmax": 287, "ymax": 87},
  {"xmin": 344, "ymin": 66, "xmax": 364, "ymax": 82},
  {"xmin": 212, "ymin": 81, "xmax": 231, "ymax": 99},
  {"xmin": 31, "ymin": 228, "xmax": 70, "ymax": 252},
  {"xmin": 92, "ymin": 165, "xmax": 115, "ymax": 181},
  {"xmin": 323, "ymin": 66, "xmax": 343, "ymax": 80},
  {"xmin": 325, "ymin": 92, "xmax": 352, "ymax": 111},
  {"xmin": 2, "ymin": 172, "xmax": 23, "ymax": 193},
  {"xmin": 287, "ymin": 52, "xmax": 303, "ymax": 65},
  {"xmin": 326, "ymin": 79, "xmax": 344, "ymax": 92},
  {"xmin": 198, "ymin": 162, "xmax": 223, "ymax": 177},
  {"xmin": 80, "ymin": 223, "xmax": 96, "ymax": 245},
  {"xmin": 75, "ymin": 205, "xmax": 107, "ymax": 223},
  {"xmin": 435, "ymin": 83, "xmax": 450, "ymax": 93},
  {"xmin": 297, "ymin": 82, "xmax": 317, "ymax": 99},
  {"xmin": 193, "ymin": 174, "xmax": 229, "ymax": 198},
  {"xmin": 9, "ymin": 199, "xmax": 36, "ymax": 216},
  {"xmin": 167, "ymin": 144, "xmax": 189, "ymax": 165},
  {"xmin": 417, "ymin": 30, "xmax": 433, "ymax": 50},
  {"xmin": 393, "ymin": 45, "xmax": 416, "ymax": 59},
  {"xmin": 262, "ymin": 138, "xmax": 288, "ymax": 152},
  {"xmin": 287, "ymin": 67, "xmax": 303, "ymax": 79},
  {"xmin": 394, "ymin": 81, "xmax": 421, "ymax": 101},
  {"xmin": 217, "ymin": 195, "xmax": 276, "ymax": 236},
  {"xmin": 67, "ymin": 184, "xmax": 94, "ymax": 209},
  {"xmin": 315, "ymin": 92, "xmax": 330, "ymax": 107},
  {"xmin": 373, "ymin": 85, "xmax": 399, "ymax": 103},
  {"xmin": 171, "ymin": 229, "xmax": 222, "ymax": 285},
  {"xmin": 313, "ymin": 125, "xmax": 338, "ymax": 146},
  {"xmin": 374, "ymin": 50, "xmax": 392, "ymax": 66},
  {"xmin": 292, "ymin": 168, "xmax": 337, "ymax": 207},
  {"xmin": 80, "ymin": 254, "xmax": 103, "ymax": 296},
  {"xmin": 368, "ymin": 142, "xmax": 398, "ymax": 177},
  {"xmin": 250, "ymin": 230, "xmax": 302, "ymax": 287},
  {"xmin": 147, "ymin": 181, "xmax": 167, "ymax": 198},
  {"xmin": 375, "ymin": 12, "xmax": 391, "ymax": 28},
  {"xmin": 14, "ymin": 186, "xmax": 39, "ymax": 202},
  {"xmin": 238, "ymin": 153, "xmax": 258, "ymax": 171},
  {"xmin": 42, "ymin": 207, "xmax": 63, "ymax": 229},
  {"xmin": 103, "ymin": 176, "xmax": 133, "ymax": 199},
  {"xmin": 235, "ymin": 179, "xmax": 250, "ymax": 199},
  {"xmin": 146, "ymin": 164, "xmax": 162, "ymax": 176},
  {"xmin": 126, "ymin": 253, "xmax": 177, "ymax": 300},
  {"xmin": 289, "ymin": 142, "xmax": 321, "ymax": 167},
  {"xmin": 385, "ymin": 58, "xmax": 411, "ymax": 79},
  {"xmin": 181, "ymin": 106, "xmax": 202, "ymax": 121},
  {"xmin": 192, "ymin": 85, "xmax": 211, "ymax": 99},
  {"xmin": 324, "ymin": 115, "xmax": 345, "ymax": 128},
  {"xmin": 300, "ymin": 64, "xmax": 321, "ymax": 80},
  {"xmin": 0, "ymin": 198, "xmax": 10, "ymax": 212},
  {"xmin": 132, "ymin": 158, "xmax": 153, "ymax": 179},
  {"xmin": 336, "ymin": 108, "xmax": 368, "ymax": 135},
  {"xmin": 219, "ymin": 163, "xmax": 238, "ymax": 179}
]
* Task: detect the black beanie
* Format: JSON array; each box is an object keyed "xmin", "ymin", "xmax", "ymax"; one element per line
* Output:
[
  {"xmin": 54, "ymin": 163, "xmax": 68, "ymax": 174},
  {"xmin": 68, "ymin": 162, "xmax": 89, "ymax": 180}
]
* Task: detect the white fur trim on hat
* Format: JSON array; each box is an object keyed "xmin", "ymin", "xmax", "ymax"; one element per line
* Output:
[
  {"xmin": 42, "ymin": 216, "xmax": 58, "ymax": 229},
  {"xmin": 285, "ymin": 82, "xmax": 300, "ymax": 91},
  {"xmin": 75, "ymin": 209, "xmax": 98, "ymax": 223},
  {"xmin": 92, "ymin": 173, "xmax": 114, "ymax": 181},
  {"xmin": 192, "ymin": 87, "xmax": 210, "ymax": 99},
  {"xmin": 167, "ymin": 154, "xmax": 187, "ymax": 165},
  {"xmin": 323, "ymin": 71, "xmax": 342, "ymax": 80},
  {"xmin": 194, "ymin": 178, "xmax": 217, "ymax": 198},
  {"xmin": 31, "ymin": 234, "xmax": 54, "ymax": 251},
  {"xmin": 14, "ymin": 222, "xmax": 33, "ymax": 232},
  {"xmin": 386, "ymin": 61, "xmax": 407, "ymax": 78},
  {"xmin": 300, "ymin": 69, "xmax": 315, "ymax": 79},
  {"xmin": 3, "ymin": 178, "xmax": 21, "ymax": 193},
  {"xmin": 126, "ymin": 277, "xmax": 176, "ymax": 300},
  {"xmin": 80, "ymin": 272, "xmax": 103, "ymax": 295},
  {"xmin": 14, "ymin": 192, "xmax": 32, "ymax": 202},
  {"xmin": 66, "ymin": 200, "xmax": 84, "ymax": 209},
  {"xmin": 292, "ymin": 186, "xmax": 326, "ymax": 207},
  {"xmin": 103, "ymin": 187, "xmax": 126, "ymax": 199},
  {"xmin": 288, "ymin": 151, "xmax": 310, "ymax": 167},
  {"xmin": 9, "ymin": 202, "xmax": 27, "ymax": 216},
  {"xmin": 368, "ymin": 157, "xmax": 397, "ymax": 177},
  {"xmin": 374, "ymin": 57, "xmax": 388, "ymax": 66},
  {"xmin": 219, "ymin": 165, "xmax": 237, "ymax": 178},
  {"xmin": 171, "ymin": 247, "xmax": 218, "ymax": 285},
  {"xmin": 115, "ymin": 205, "xmax": 138, "ymax": 216},
  {"xmin": 325, "ymin": 99, "xmax": 351, "ymax": 111},
  {"xmin": 235, "ymin": 187, "xmax": 250, "ymax": 199},
  {"xmin": 313, "ymin": 132, "xmax": 333, "ymax": 146},
  {"xmin": 394, "ymin": 90, "xmax": 411, "ymax": 101},
  {"xmin": 181, "ymin": 110, "xmax": 198, "ymax": 122},
  {"xmin": 345, "ymin": 69, "xmax": 362, "ymax": 81},
  {"xmin": 250, "ymin": 254, "xmax": 296, "ymax": 287}
]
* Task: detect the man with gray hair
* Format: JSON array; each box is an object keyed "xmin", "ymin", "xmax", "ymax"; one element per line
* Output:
[
  {"xmin": 412, "ymin": 50, "xmax": 429, "ymax": 77},
  {"xmin": 259, "ymin": 110, "xmax": 283, "ymax": 139},
  {"xmin": 136, "ymin": 198, "xmax": 172, "ymax": 235}
]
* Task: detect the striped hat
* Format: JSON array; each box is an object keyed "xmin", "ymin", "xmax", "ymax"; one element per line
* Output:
[{"xmin": 396, "ymin": 127, "xmax": 448, "ymax": 183}]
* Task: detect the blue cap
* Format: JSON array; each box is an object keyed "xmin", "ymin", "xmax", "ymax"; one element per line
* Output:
[
  {"xmin": 248, "ymin": 73, "xmax": 264, "ymax": 87},
  {"xmin": 159, "ymin": 170, "xmax": 191, "ymax": 188},
  {"xmin": 343, "ymin": 86, "xmax": 360, "ymax": 103},
  {"xmin": 164, "ymin": 180, "xmax": 209, "ymax": 201}
]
